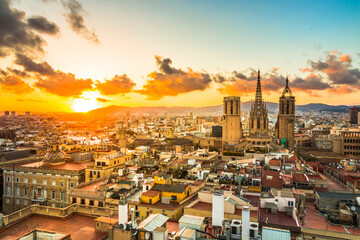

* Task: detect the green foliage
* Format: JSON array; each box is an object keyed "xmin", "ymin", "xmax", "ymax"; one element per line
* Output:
[{"xmin": 223, "ymin": 151, "xmax": 244, "ymax": 156}]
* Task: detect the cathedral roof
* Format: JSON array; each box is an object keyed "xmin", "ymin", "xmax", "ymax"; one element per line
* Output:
[{"xmin": 43, "ymin": 147, "xmax": 66, "ymax": 165}]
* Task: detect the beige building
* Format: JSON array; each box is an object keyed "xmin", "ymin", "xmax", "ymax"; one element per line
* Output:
[
  {"xmin": 2, "ymin": 154, "xmax": 90, "ymax": 214},
  {"xmin": 222, "ymin": 96, "xmax": 243, "ymax": 144},
  {"xmin": 85, "ymin": 152, "xmax": 131, "ymax": 182},
  {"xmin": 332, "ymin": 130, "xmax": 360, "ymax": 156},
  {"xmin": 276, "ymin": 77, "xmax": 295, "ymax": 149}
]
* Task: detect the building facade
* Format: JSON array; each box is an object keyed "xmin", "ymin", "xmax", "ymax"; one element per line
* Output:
[
  {"xmin": 276, "ymin": 77, "xmax": 295, "ymax": 149},
  {"xmin": 350, "ymin": 106, "xmax": 359, "ymax": 125},
  {"xmin": 222, "ymin": 96, "xmax": 243, "ymax": 144},
  {"xmin": 248, "ymin": 70, "xmax": 269, "ymax": 137}
]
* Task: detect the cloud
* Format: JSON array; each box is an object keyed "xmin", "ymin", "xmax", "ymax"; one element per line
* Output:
[
  {"xmin": 15, "ymin": 53, "xmax": 55, "ymax": 75},
  {"xmin": 137, "ymin": 55, "xmax": 212, "ymax": 100},
  {"xmin": 5, "ymin": 68, "xmax": 29, "ymax": 77},
  {"xmin": 17, "ymin": 98, "xmax": 47, "ymax": 103},
  {"xmin": 291, "ymin": 73, "xmax": 331, "ymax": 90},
  {"xmin": 218, "ymin": 51, "xmax": 360, "ymax": 96},
  {"xmin": 35, "ymin": 71, "xmax": 93, "ymax": 97},
  {"xmin": 0, "ymin": 72, "xmax": 34, "ymax": 94},
  {"xmin": 0, "ymin": 0, "xmax": 46, "ymax": 57},
  {"xmin": 61, "ymin": 0, "xmax": 99, "ymax": 44},
  {"xmin": 95, "ymin": 74, "xmax": 135, "ymax": 95},
  {"xmin": 309, "ymin": 51, "xmax": 360, "ymax": 86},
  {"xmin": 27, "ymin": 15, "xmax": 60, "ymax": 35},
  {"xmin": 96, "ymin": 97, "xmax": 113, "ymax": 103}
]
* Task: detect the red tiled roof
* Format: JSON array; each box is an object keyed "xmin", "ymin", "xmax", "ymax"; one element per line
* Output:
[
  {"xmin": 142, "ymin": 190, "xmax": 161, "ymax": 197},
  {"xmin": 289, "ymin": 155, "xmax": 297, "ymax": 163},
  {"xmin": 269, "ymin": 159, "xmax": 281, "ymax": 167},
  {"xmin": 292, "ymin": 173, "xmax": 309, "ymax": 183},
  {"xmin": 261, "ymin": 170, "xmax": 282, "ymax": 188}
]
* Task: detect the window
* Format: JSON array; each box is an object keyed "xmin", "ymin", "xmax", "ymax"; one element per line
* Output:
[
  {"xmin": 16, "ymin": 177, "xmax": 19, "ymax": 182},
  {"xmin": 7, "ymin": 176, "xmax": 11, "ymax": 182},
  {"xmin": 70, "ymin": 183, "xmax": 75, "ymax": 188},
  {"xmin": 24, "ymin": 200, "xmax": 28, "ymax": 206},
  {"xmin": 60, "ymin": 191, "xmax": 65, "ymax": 201},
  {"xmin": 24, "ymin": 188, "xmax": 28, "ymax": 196},
  {"xmin": 60, "ymin": 181, "xmax": 65, "ymax": 187},
  {"xmin": 32, "ymin": 179, "xmax": 37, "ymax": 184},
  {"xmin": 24, "ymin": 178, "xmax": 28, "ymax": 183},
  {"xmin": 38, "ymin": 188, "xmax": 42, "ymax": 197},
  {"xmin": 81, "ymin": 199, "xmax": 85, "ymax": 204},
  {"xmin": 6, "ymin": 186, "xmax": 11, "ymax": 195},
  {"xmin": 171, "ymin": 195, "xmax": 177, "ymax": 201},
  {"xmin": 43, "ymin": 180, "xmax": 47, "ymax": 185},
  {"xmin": 52, "ymin": 190, "xmax": 56, "ymax": 199},
  {"xmin": 16, "ymin": 199, "xmax": 19, "ymax": 205},
  {"xmin": 5, "ymin": 199, "xmax": 10, "ymax": 204},
  {"xmin": 16, "ymin": 187, "xmax": 20, "ymax": 196},
  {"xmin": 288, "ymin": 201, "xmax": 294, "ymax": 207},
  {"xmin": 98, "ymin": 202, "xmax": 103, "ymax": 207},
  {"xmin": 89, "ymin": 200, "xmax": 94, "ymax": 206},
  {"xmin": 51, "ymin": 180, "xmax": 56, "ymax": 186}
]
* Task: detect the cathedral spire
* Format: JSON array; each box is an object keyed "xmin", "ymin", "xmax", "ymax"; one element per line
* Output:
[
  {"xmin": 286, "ymin": 76, "xmax": 289, "ymax": 88},
  {"xmin": 255, "ymin": 69, "xmax": 262, "ymax": 102}
]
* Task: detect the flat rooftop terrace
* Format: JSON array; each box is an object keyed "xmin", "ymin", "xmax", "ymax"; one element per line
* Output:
[
  {"xmin": 0, "ymin": 214, "xmax": 108, "ymax": 240},
  {"xmin": 303, "ymin": 202, "xmax": 360, "ymax": 236}
]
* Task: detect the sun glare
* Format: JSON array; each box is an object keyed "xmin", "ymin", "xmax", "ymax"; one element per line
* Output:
[{"xmin": 71, "ymin": 91, "xmax": 101, "ymax": 112}]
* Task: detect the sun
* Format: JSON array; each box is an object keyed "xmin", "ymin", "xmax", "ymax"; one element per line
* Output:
[{"xmin": 71, "ymin": 91, "xmax": 101, "ymax": 112}]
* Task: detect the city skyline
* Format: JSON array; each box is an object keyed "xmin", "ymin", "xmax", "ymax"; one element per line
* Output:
[{"xmin": 1, "ymin": 0, "xmax": 360, "ymax": 112}]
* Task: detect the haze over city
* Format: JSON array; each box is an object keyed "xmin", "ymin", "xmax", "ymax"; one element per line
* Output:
[{"xmin": 1, "ymin": 0, "xmax": 360, "ymax": 112}]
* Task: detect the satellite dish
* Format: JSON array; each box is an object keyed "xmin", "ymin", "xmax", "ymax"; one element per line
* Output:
[{"xmin": 145, "ymin": 232, "xmax": 151, "ymax": 240}]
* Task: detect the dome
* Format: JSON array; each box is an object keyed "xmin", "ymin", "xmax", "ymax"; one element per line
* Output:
[{"xmin": 43, "ymin": 150, "xmax": 66, "ymax": 165}]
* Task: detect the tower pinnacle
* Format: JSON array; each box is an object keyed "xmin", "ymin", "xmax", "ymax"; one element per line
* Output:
[{"xmin": 255, "ymin": 69, "xmax": 262, "ymax": 102}]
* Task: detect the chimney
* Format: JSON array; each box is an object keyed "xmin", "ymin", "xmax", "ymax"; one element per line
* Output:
[
  {"xmin": 212, "ymin": 190, "xmax": 224, "ymax": 227},
  {"xmin": 118, "ymin": 199, "xmax": 128, "ymax": 226},
  {"xmin": 242, "ymin": 206, "xmax": 250, "ymax": 240}
]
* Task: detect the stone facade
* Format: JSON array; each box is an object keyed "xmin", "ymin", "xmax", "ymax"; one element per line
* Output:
[
  {"xmin": 276, "ymin": 77, "xmax": 295, "ymax": 149},
  {"xmin": 248, "ymin": 70, "xmax": 269, "ymax": 137},
  {"xmin": 222, "ymin": 96, "xmax": 243, "ymax": 144},
  {"xmin": 2, "ymin": 164, "xmax": 84, "ymax": 214}
]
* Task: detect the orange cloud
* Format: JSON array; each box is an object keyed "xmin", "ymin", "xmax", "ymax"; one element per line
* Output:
[
  {"xmin": 96, "ymin": 97, "xmax": 113, "ymax": 103},
  {"xmin": 339, "ymin": 54, "xmax": 351, "ymax": 63},
  {"xmin": 137, "ymin": 56, "xmax": 212, "ymax": 100},
  {"xmin": 35, "ymin": 71, "xmax": 93, "ymax": 97},
  {"xmin": 0, "ymin": 75, "xmax": 34, "ymax": 94},
  {"xmin": 95, "ymin": 74, "xmax": 135, "ymax": 95}
]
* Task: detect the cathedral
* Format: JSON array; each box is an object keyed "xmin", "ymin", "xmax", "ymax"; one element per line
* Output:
[
  {"xmin": 275, "ymin": 77, "xmax": 295, "ymax": 148},
  {"xmin": 222, "ymin": 70, "xmax": 295, "ymax": 151}
]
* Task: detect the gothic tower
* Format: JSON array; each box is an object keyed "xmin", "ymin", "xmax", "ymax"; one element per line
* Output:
[
  {"xmin": 222, "ymin": 96, "xmax": 243, "ymax": 144},
  {"xmin": 248, "ymin": 70, "xmax": 269, "ymax": 136},
  {"xmin": 276, "ymin": 76, "xmax": 295, "ymax": 148}
]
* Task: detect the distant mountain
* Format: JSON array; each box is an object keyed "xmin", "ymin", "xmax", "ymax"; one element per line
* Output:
[{"xmin": 55, "ymin": 101, "xmax": 359, "ymax": 121}]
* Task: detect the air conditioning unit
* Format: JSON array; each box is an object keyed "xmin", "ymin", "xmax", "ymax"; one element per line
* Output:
[
  {"xmin": 231, "ymin": 219, "xmax": 242, "ymax": 235},
  {"xmin": 249, "ymin": 222, "xmax": 259, "ymax": 238}
]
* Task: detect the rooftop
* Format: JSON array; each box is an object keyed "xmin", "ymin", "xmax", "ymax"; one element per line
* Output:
[
  {"xmin": 303, "ymin": 202, "xmax": 360, "ymax": 236},
  {"xmin": 0, "ymin": 214, "xmax": 108, "ymax": 240}
]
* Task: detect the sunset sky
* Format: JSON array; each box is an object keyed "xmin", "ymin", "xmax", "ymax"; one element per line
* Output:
[{"xmin": 1, "ymin": 0, "xmax": 360, "ymax": 112}]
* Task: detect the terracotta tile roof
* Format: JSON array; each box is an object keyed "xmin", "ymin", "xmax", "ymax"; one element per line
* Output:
[
  {"xmin": 269, "ymin": 159, "xmax": 281, "ymax": 167},
  {"xmin": 261, "ymin": 170, "xmax": 282, "ymax": 188},
  {"xmin": 292, "ymin": 173, "xmax": 308, "ymax": 183},
  {"xmin": 142, "ymin": 190, "xmax": 161, "ymax": 197}
]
